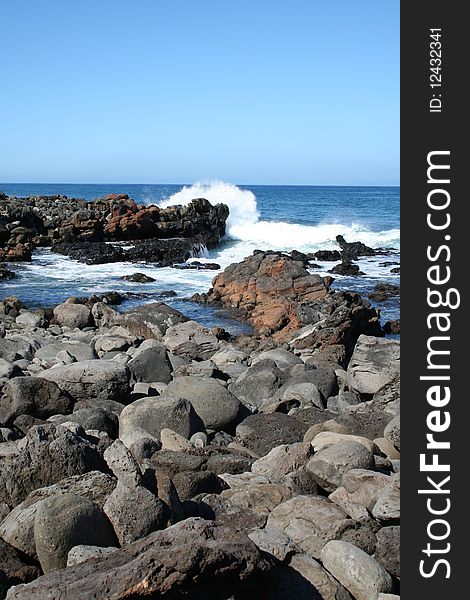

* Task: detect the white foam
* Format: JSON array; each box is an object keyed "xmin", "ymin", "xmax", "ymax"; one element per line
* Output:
[
  {"xmin": 20, "ymin": 249, "xmax": 217, "ymax": 298},
  {"xmin": 228, "ymin": 220, "xmax": 400, "ymax": 252},
  {"xmin": 311, "ymin": 254, "xmax": 401, "ymax": 280},
  {"xmin": 159, "ymin": 181, "xmax": 259, "ymax": 235},
  {"xmin": 160, "ymin": 181, "xmax": 400, "ymax": 254}
]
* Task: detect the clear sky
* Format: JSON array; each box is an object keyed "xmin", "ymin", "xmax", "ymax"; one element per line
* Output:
[{"xmin": 1, "ymin": 1, "xmax": 399, "ymax": 186}]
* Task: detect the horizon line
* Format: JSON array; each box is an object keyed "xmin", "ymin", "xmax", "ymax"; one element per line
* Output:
[{"xmin": 1, "ymin": 181, "xmax": 400, "ymax": 188}]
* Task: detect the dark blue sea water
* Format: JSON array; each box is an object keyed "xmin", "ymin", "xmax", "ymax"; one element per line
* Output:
[{"xmin": 1, "ymin": 182, "xmax": 400, "ymax": 332}]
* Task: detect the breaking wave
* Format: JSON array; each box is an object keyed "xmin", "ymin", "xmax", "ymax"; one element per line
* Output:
[{"xmin": 160, "ymin": 181, "xmax": 400, "ymax": 252}]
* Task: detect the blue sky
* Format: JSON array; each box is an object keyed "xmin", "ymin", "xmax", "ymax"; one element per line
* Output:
[{"xmin": 1, "ymin": 1, "xmax": 399, "ymax": 185}]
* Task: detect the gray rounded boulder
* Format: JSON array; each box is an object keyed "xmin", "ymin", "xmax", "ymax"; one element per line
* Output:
[
  {"xmin": 228, "ymin": 360, "xmax": 287, "ymax": 409},
  {"xmin": 306, "ymin": 441, "xmax": 375, "ymax": 492},
  {"xmin": 53, "ymin": 302, "xmax": 92, "ymax": 330},
  {"xmin": 321, "ymin": 540, "xmax": 393, "ymax": 600},
  {"xmin": 34, "ymin": 342, "xmax": 97, "ymax": 363},
  {"xmin": 275, "ymin": 368, "xmax": 338, "ymax": 403},
  {"xmin": 119, "ymin": 396, "xmax": 204, "ymax": 447},
  {"xmin": 164, "ymin": 376, "xmax": 240, "ymax": 431},
  {"xmin": 251, "ymin": 349, "xmax": 303, "ymax": 370},
  {"xmin": 52, "ymin": 407, "xmax": 119, "ymax": 438},
  {"xmin": 34, "ymin": 493, "xmax": 118, "ymax": 573},
  {"xmin": 384, "ymin": 416, "xmax": 400, "ymax": 451},
  {"xmin": 37, "ymin": 360, "xmax": 130, "ymax": 403}
]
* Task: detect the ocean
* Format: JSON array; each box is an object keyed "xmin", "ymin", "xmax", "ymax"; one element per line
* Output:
[{"xmin": 0, "ymin": 182, "xmax": 400, "ymax": 333}]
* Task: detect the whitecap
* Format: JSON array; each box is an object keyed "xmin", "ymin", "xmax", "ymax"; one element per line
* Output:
[{"xmin": 159, "ymin": 181, "xmax": 400, "ymax": 254}]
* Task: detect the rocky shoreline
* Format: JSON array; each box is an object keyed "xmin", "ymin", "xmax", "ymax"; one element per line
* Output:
[
  {"xmin": 1, "ymin": 247, "xmax": 400, "ymax": 599},
  {"xmin": 0, "ymin": 192, "xmax": 228, "ymax": 265},
  {"xmin": 1, "ymin": 193, "xmax": 400, "ymax": 599}
]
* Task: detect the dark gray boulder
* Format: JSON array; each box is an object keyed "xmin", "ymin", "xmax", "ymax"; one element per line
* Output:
[
  {"xmin": 145, "ymin": 450, "xmax": 206, "ymax": 479},
  {"xmin": 164, "ymin": 376, "xmax": 240, "ymax": 431},
  {"xmin": 374, "ymin": 526, "xmax": 400, "ymax": 578},
  {"xmin": 0, "ymin": 424, "xmax": 107, "ymax": 509},
  {"xmin": 229, "ymin": 360, "xmax": 287, "ymax": 409},
  {"xmin": 201, "ymin": 494, "xmax": 268, "ymax": 534},
  {"xmin": 172, "ymin": 471, "xmax": 227, "ymax": 502},
  {"xmin": 121, "ymin": 273, "xmax": 156, "ymax": 283},
  {"xmin": 0, "ymin": 538, "xmax": 41, "ymax": 600},
  {"xmin": 0, "ymin": 340, "xmax": 22, "ymax": 363},
  {"xmin": 236, "ymin": 413, "xmax": 309, "ymax": 457},
  {"xmin": 36, "ymin": 360, "xmax": 130, "ymax": 403},
  {"xmin": 122, "ymin": 302, "xmax": 188, "ymax": 340},
  {"xmin": 128, "ymin": 345, "xmax": 172, "ymax": 384},
  {"xmin": 52, "ymin": 407, "xmax": 119, "ymax": 438},
  {"xmin": 0, "ymin": 378, "xmax": 73, "ymax": 426},
  {"xmin": 275, "ymin": 368, "xmax": 338, "ymax": 403},
  {"xmin": 103, "ymin": 482, "xmax": 166, "ymax": 546},
  {"xmin": 119, "ymin": 397, "xmax": 204, "ymax": 447}
]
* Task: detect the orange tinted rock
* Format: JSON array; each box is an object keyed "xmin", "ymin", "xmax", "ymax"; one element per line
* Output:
[{"xmin": 201, "ymin": 252, "xmax": 331, "ymax": 339}]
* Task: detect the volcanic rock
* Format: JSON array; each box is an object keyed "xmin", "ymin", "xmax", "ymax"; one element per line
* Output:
[
  {"xmin": 118, "ymin": 396, "xmax": 204, "ymax": 447},
  {"xmin": 53, "ymin": 301, "xmax": 92, "ymax": 330},
  {"xmin": 194, "ymin": 251, "xmax": 331, "ymax": 339},
  {"xmin": 346, "ymin": 335, "xmax": 400, "ymax": 396},
  {"xmin": 121, "ymin": 273, "xmax": 156, "ymax": 283},
  {"xmin": 0, "ymin": 378, "xmax": 73, "ymax": 426},
  {"xmin": 236, "ymin": 413, "xmax": 309, "ymax": 457},
  {"xmin": 5, "ymin": 518, "xmax": 275, "ymax": 600},
  {"xmin": 164, "ymin": 376, "xmax": 240, "ymax": 431},
  {"xmin": 321, "ymin": 540, "xmax": 393, "ymax": 600},
  {"xmin": 128, "ymin": 345, "xmax": 172, "ymax": 384},
  {"xmin": 0, "ymin": 539, "xmax": 41, "ymax": 600},
  {"xmin": 0, "ymin": 194, "xmax": 229, "ymax": 267},
  {"xmin": 121, "ymin": 302, "xmax": 187, "ymax": 340},
  {"xmin": 329, "ymin": 260, "xmax": 364, "ymax": 276},
  {"xmin": 368, "ymin": 283, "xmax": 400, "ymax": 302},
  {"xmin": 0, "ymin": 424, "xmax": 107, "ymax": 508},
  {"xmin": 266, "ymin": 495, "xmax": 354, "ymax": 559},
  {"xmin": 335, "ymin": 235, "xmax": 378, "ymax": 260},
  {"xmin": 34, "ymin": 493, "xmax": 118, "ymax": 573},
  {"xmin": 36, "ymin": 360, "xmax": 130, "ymax": 403}
]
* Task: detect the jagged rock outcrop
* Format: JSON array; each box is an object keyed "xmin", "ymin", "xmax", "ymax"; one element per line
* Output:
[
  {"xmin": 335, "ymin": 235, "xmax": 378, "ymax": 261},
  {"xmin": 193, "ymin": 251, "xmax": 332, "ymax": 340},
  {"xmin": 193, "ymin": 251, "xmax": 382, "ymax": 350},
  {"xmin": 0, "ymin": 194, "xmax": 228, "ymax": 265}
]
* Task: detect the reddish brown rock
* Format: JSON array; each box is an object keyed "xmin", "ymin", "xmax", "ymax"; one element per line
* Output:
[
  {"xmin": 195, "ymin": 252, "xmax": 331, "ymax": 340},
  {"xmin": 193, "ymin": 253, "xmax": 382, "ymax": 355},
  {"xmin": 104, "ymin": 203, "xmax": 160, "ymax": 239},
  {"xmin": 0, "ymin": 244, "xmax": 32, "ymax": 262}
]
